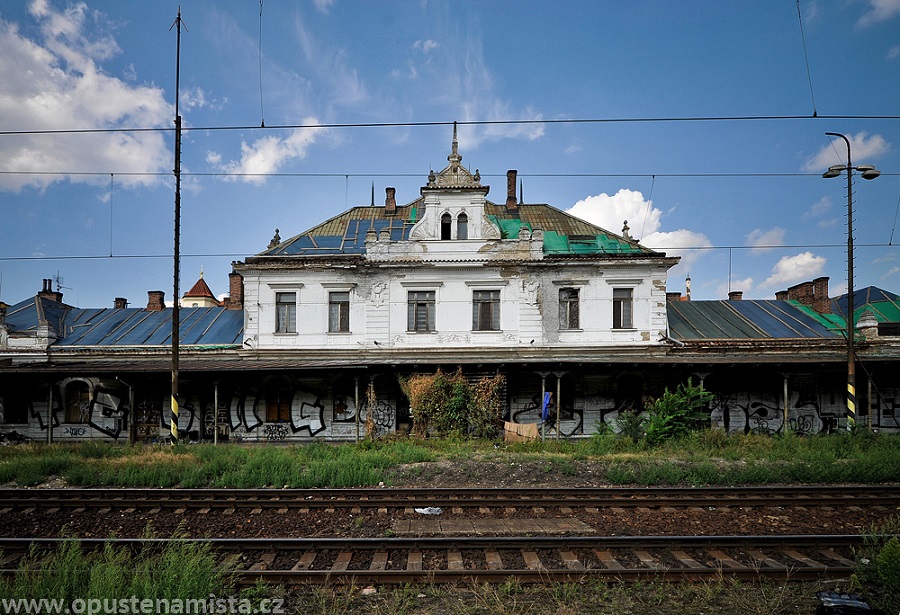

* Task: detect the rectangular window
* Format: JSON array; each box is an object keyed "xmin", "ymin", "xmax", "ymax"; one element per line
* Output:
[
  {"xmin": 612, "ymin": 288, "xmax": 633, "ymax": 329},
  {"xmin": 559, "ymin": 288, "xmax": 580, "ymax": 329},
  {"xmin": 472, "ymin": 290, "xmax": 500, "ymax": 331},
  {"xmin": 328, "ymin": 291, "xmax": 350, "ymax": 333},
  {"xmin": 407, "ymin": 291, "xmax": 435, "ymax": 332},
  {"xmin": 275, "ymin": 292, "xmax": 297, "ymax": 333}
]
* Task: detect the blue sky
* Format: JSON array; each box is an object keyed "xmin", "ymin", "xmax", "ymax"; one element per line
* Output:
[{"xmin": 1, "ymin": 0, "xmax": 898, "ymax": 307}]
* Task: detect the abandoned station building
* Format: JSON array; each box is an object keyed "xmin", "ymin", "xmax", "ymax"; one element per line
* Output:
[{"xmin": 2, "ymin": 130, "xmax": 900, "ymax": 442}]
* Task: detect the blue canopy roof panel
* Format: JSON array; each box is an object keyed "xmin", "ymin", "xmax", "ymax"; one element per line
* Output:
[
  {"xmin": 667, "ymin": 300, "xmax": 842, "ymax": 341},
  {"xmin": 54, "ymin": 307, "xmax": 242, "ymax": 347}
]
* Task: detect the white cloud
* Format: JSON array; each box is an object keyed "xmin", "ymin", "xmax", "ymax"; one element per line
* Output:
[
  {"xmin": 292, "ymin": 14, "xmax": 368, "ymax": 109},
  {"xmin": 567, "ymin": 189, "xmax": 662, "ymax": 237},
  {"xmin": 746, "ymin": 227, "xmax": 786, "ymax": 252},
  {"xmin": 857, "ymin": 0, "xmax": 900, "ymax": 27},
  {"xmin": 413, "ymin": 39, "xmax": 438, "ymax": 53},
  {"xmin": 566, "ymin": 189, "xmax": 712, "ymax": 282},
  {"xmin": 212, "ymin": 119, "xmax": 325, "ymax": 184},
  {"xmin": 888, "ymin": 45, "xmax": 900, "ymax": 59},
  {"xmin": 803, "ymin": 196, "xmax": 831, "ymax": 220},
  {"xmin": 761, "ymin": 252, "xmax": 827, "ymax": 289},
  {"xmin": 313, "ymin": 0, "xmax": 336, "ymax": 15},
  {"xmin": 643, "ymin": 229, "xmax": 713, "ymax": 281},
  {"xmin": 0, "ymin": 2, "xmax": 171, "ymax": 192},
  {"xmin": 804, "ymin": 132, "xmax": 891, "ymax": 171}
]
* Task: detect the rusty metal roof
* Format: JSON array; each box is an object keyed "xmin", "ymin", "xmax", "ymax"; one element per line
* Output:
[
  {"xmin": 257, "ymin": 200, "xmax": 655, "ymax": 258},
  {"xmin": 667, "ymin": 300, "xmax": 843, "ymax": 341}
]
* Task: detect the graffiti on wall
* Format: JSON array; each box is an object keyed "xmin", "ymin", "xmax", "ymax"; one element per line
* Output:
[
  {"xmin": 361, "ymin": 399, "xmax": 395, "ymax": 436},
  {"xmin": 28, "ymin": 378, "xmax": 129, "ymax": 439},
  {"xmin": 509, "ymin": 394, "xmax": 587, "ymax": 437},
  {"xmin": 709, "ymin": 390, "xmax": 839, "ymax": 435}
]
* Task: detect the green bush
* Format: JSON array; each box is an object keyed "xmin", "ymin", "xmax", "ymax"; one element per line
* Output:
[
  {"xmin": 644, "ymin": 379, "xmax": 713, "ymax": 445},
  {"xmin": 399, "ymin": 369, "xmax": 505, "ymax": 438},
  {"xmin": 854, "ymin": 516, "xmax": 900, "ymax": 613}
]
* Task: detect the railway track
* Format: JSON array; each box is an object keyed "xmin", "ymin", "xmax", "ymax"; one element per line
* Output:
[
  {"xmin": 0, "ymin": 535, "xmax": 863, "ymax": 584},
  {"xmin": 3, "ymin": 485, "xmax": 898, "ymax": 511}
]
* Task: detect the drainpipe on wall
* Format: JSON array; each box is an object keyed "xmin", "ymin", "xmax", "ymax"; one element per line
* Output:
[
  {"xmin": 214, "ymin": 381, "xmax": 219, "ymax": 445},
  {"xmin": 354, "ymin": 376, "xmax": 360, "ymax": 444},
  {"xmin": 47, "ymin": 387, "xmax": 53, "ymax": 444},
  {"xmin": 555, "ymin": 375, "xmax": 562, "ymax": 441},
  {"xmin": 540, "ymin": 375, "xmax": 546, "ymax": 442},
  {"xmin": 782, "ymin": 375, "xmax": 789, "ymax": 434}
]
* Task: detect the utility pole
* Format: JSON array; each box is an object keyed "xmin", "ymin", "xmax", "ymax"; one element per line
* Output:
[{"xmin": 169, "ymin": 8, "xmax": 186, "ymax": 444}]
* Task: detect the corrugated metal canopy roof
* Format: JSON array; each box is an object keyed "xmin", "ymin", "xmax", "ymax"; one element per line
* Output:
[
  {"xmin": 54, "ymin": 307, "xmax": 242, "ymax": 347},
  {"xmin": 667, "ymin": 300, "xmax": 843, "ymax": 341}
]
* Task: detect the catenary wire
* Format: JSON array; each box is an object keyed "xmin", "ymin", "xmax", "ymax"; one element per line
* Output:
[
  {"xmin": 1, "ymin": 114, "xmax": 899, "ymax": 137},
  {"xmin": 1, "ymin": 243, "xmax": 897, "ymax": 262}
]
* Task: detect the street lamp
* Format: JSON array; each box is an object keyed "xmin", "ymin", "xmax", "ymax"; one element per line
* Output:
[{"xmin": 822, "ymin": 132, "xmax": 880, "ymax": 429}]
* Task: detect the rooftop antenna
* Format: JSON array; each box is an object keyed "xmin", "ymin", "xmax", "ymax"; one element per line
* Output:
[{"xmin": 54, "ymin": 272, "xmax": 71, "ymax": 292}]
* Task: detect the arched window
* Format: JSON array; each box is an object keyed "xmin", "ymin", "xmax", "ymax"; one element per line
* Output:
[
  {"xmin": 440, "ymin": 213, "xmax": 452, "ymax": 240},
  {"xmin": 457, "ymin": 213, "xmax": 468, "ymax": 240}
]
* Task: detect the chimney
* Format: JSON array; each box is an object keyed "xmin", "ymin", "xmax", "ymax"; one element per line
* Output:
[
  {"xmin": 147, "ymin": 290, "xmax": 165, "ymax": 311},
  {"xmin": 114, "ymin": 297, "xmax": 128, "ymax": 309},
  {"xmin": 224, "ymin": 272, "xmax": 244, "ymax": 310},
  {"xmin": 666, "ymin": 292, "xmax": 682, "ymax": 302},
  {"xmin": 384, "ymin": 187, "xmax": 397, "ymax": 215},
  {"xmin": 38, "ymin": 278, "xmax": 64, "ymax": 303},
  {"xmin": 775, "ymin": 290, "xmax": 788, "ymax": 301},
  {"xmin": 812, "ymin": 276, "xmax": 831, "ymax": 314},
  {"xmin": 787, "ymin": 281, "xmax": 814, "ymax": 308},
  {"xmin": 728, "ymin": 291, "xmax": 743, "ymax": 301},
  {"xmin": 506, "ymin": 170, "xmax": 518, "ymax": 212}
]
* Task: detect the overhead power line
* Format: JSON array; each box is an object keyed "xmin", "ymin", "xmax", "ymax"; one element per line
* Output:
[
  {"xmin": 1, "ymin": 114, "xmax": 899, "ymax": 137},
  {"xmin": 0, "ymin": 170, "xmax": 896, "ymax": 179},
  {"xmin": 2, "ymin": 243, "xmax": 897, "ymax": 263}
]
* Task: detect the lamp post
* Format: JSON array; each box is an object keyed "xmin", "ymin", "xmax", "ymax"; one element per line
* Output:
[{"xmin": 822, "ymin": 132, "xmax": 880, "ymax": 429}]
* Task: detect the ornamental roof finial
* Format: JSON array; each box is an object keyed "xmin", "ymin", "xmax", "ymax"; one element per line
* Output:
[{"xmin": 448, "ymin": 121, "xmax": 461, "ymax": 169}]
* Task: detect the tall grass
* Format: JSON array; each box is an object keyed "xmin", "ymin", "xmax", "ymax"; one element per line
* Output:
[
  {"xmin": 0, "ymin": 538, "xmax": 233, "ymax": 601},
  {"xmin": 0, "ymin": 430, "xmax": 897, "ymax": 487}
]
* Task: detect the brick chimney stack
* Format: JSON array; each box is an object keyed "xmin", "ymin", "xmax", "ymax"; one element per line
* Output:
[
  {"xmin": 728, "ymin": 291, "xmax": 743, "ymax": 301},
  {"xmin": 37, "ymin": 278, "xmax": 64, "ymax": 303},
  {"xmin": 384, "ymin": 187, "xmax": 396, "ymax": 215},
  {"xmin": 813, "ymin": 276, "xmax": 831, "ymax": 314},
  {"xmin": 146, "ymin": 290, "xmax": 165, "ymax": 311},
  {"xmin": 224, "ymin": 272, "xmax": 244, "ymax": 310},
  {"xmin": 506, "ymin": 170, "xmax": 518, "ymax": 212},
  {"xmin": 114, "ymin": 297, "xmax": 128, "ymax": 309},
  {"xmin": 775, "ymin": 290, "xmax": 788, "ymax": 301}
]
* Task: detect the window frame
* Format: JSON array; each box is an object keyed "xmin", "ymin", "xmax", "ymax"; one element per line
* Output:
[
  {"xmin": 612, "ymin": 287, "xmax": 634, "ymax": 329},
  {"xmin": 407, "ymin": 290, "xmax": 436, "ymax": 332},
  {"xmin": 328, "ymin": 291, "xmax": 350, "ymax": 333},
  {"xmin": 456, "ymin": 212, "xmax": 468, "ymax": 240},
  {"xmin": 472, "ymin": 289, "xmax": 501, "ymax": 331},
  {"xmin": 440, "ymin": 212, "xmax": 452, "ymax": 240},
  {"xmin": 558, "ymin": 287, "xmax": 580, "ymax": 330},
  {"xmin": 275, "ymin": 291, "xmax": 297, "ymax": 334}
]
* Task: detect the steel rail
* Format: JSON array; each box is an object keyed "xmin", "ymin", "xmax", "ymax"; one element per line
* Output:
[
  {"xmin": 2, "ymin": 486, "xmax": 898, "ymax": 509},
  {"xmin": 0, "ymin": 535, "xmax": 867, "ymax": 585}
]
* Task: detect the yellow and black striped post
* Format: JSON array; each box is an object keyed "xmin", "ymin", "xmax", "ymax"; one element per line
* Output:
[{"xmin": 171, "ymin": 394, "xmax": 179, "ymax": 443}]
